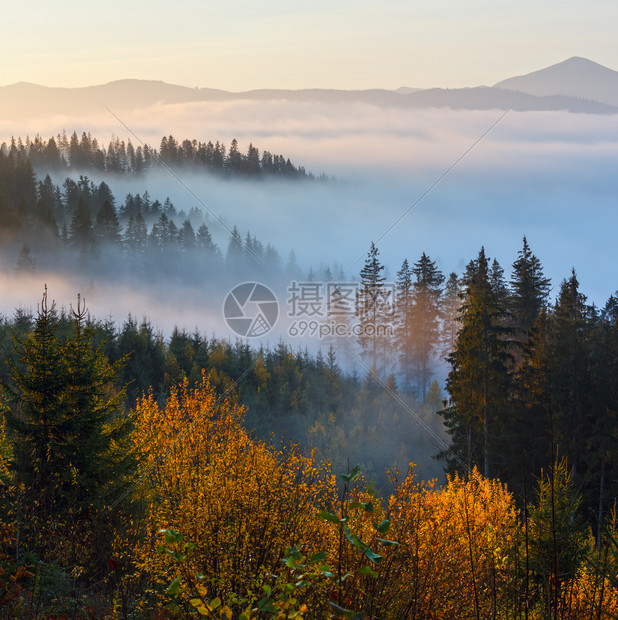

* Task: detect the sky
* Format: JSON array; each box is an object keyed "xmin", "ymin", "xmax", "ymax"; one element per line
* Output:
[{"xmin": 2, "ymin": 0, "xmax": 618, "ymax": 90}]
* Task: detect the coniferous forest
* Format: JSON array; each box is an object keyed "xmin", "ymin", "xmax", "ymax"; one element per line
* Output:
[{"xmin": 1, "ymin": 132, "xmax": 618, "ymax": 617}]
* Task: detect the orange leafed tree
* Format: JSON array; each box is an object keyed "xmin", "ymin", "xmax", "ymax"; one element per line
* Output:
[
  {"xmin": 126, "ymin": 373, "xmax": 338, "ymax": 614},
  {"xmin": 376, "ymin": 466, "xmax": 519, "ymax": 619}
]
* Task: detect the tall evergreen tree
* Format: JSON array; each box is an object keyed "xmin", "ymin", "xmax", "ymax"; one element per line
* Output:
[
  {"xmin": 356, "ymin": 242, "xmax": 388, "ymax": 373},
  {"xmin": 69, "ymin": 195, "xmax": 94, "ymax": 253},
  {"xmin": 489, "ymin": 258, "xmax": 509, "ymax": 308},
  {"xmin": 509, "ymin": 307, "xmax": 553, "ymax": 494},
  {"xmin": 95, "ymin": 199, "xmax": 122, "ymax": 244},
  {"xmin": 441, "ymin": 271, "xmax": 461, "ymax": 358},
  {"xmin": 589, "ymin": 293, "xmax": 618, "ymax": 528},
  {"xmin": 196, "ymin": 223, "xmax": 219, "ymax": 259},
  {"xmin": 2, "ymin": 290, "xmax": 135, "ymax": 569},
  {"xmin": 510, "ymin": 236, "xmax": 551, "ymax": 339},
  {"xmin": 226, "ymin": 225, "xmax": 245, "ymax": 272},
  {"xmin": 226, "ymin": 138, "xmax": 242, "ymax": 173},
  {"xmin": 123, "ymin": 213, "xmax": 148, "ymax": 256},
  {"xmin": 395, "ymin": 259, "xmax": 414, "ymax": 392},
  {"xmin": 179, "ymin": 219, "xmax": 196, "ymax": 251},
  {"xmin": 410, "ymin": 252, "xmax": 444, "ymax": 400},
  {"xmin": 443, "ymin": 248, "xmax": 512, "ymax": 477},
  {"xmin": 550, "ymin": 270, "xmax": 592, "ymax": 480}
]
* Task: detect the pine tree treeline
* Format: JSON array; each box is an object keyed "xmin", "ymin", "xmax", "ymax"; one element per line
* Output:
[
  {"xmin": 0, "ymin": 305, "xmax": 443, "ymax": 494},
  {"xmin": 440, "ymin": 241, "xmax": 618, "ymax": 530},
  {"xmin": 1, "ymin": 132, "xmax": 316, "ymax": 179},
  {"xmin": 0, "ymin": 154, "xmax": 294, "ymax": 276}
]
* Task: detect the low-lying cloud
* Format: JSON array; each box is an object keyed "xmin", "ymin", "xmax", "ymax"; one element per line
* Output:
[{"xmin": 1, "ymin": 97, "xmax": 617, "ymax": 317}]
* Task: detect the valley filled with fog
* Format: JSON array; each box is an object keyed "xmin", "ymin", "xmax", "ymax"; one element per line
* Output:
[{"xmin": 1, "ymin": 94, "xmax": 617, "ymax": 337}]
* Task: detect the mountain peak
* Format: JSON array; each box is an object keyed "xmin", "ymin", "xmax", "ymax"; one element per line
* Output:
[
  {"xmin": 563, "ymin": 56, "xmax": 605, "ymax": 65},
  {"xmin": 495, "ymin": 57, "xmax": 618, "ymax": 106}
]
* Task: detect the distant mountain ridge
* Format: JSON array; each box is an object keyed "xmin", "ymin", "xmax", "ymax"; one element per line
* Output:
[{"xmin": 2, "ymin": 57, "xmax": 618, "ymax": 120}]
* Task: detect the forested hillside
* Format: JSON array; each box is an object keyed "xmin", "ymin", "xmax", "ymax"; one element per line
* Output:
[
  {"xmin": 0, "ymin": 137, "xmax": 311, "ymax": 278},
  {"xmin": 1, "ymin": 286, "xmax": 618, "ymax": 617}
]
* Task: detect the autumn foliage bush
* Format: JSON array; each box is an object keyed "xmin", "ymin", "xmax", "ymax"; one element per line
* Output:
[
  {"xmin": 345, "ymin": 467, "xmax": 518, "ymax": 619},
  {"xmin": 126, "ymin": 374, "xmax": 339, "ymax": 615}
]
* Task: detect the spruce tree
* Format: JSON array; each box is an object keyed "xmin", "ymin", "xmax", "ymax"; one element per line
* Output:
[
  {"xmin": 443, "ymin": 248, "xmax": 512, "ymax": 477},
  {"xmin": 180, "ymin": 219, "xmax": 196, "ymax": 251},
  {"xmin": 395, "ymin": 259, "xmax": 414, "ymax": 392},
  {"xmin": 589, "ymin": 293, "xmax": 618, "ymax": 529},
  {"xmin": 95, "ymin": 199, "xmax": 122, "ymax": 244},
  {"xmin": 550, "ymin": 270, "xmax": 592, "ymax": 480},
  {"xmin": 441, "ymin": 271, "xmax": 461, "ymax": 357},
  {"xmin": 196, "ymin": 223, "xmax": 219, "ymax": 259},
  {"xmin": 510, "ymin": 236, "xmax": 551, "ymax": 339},
  {"xmin": 226, "ymin": 225, "xmax": 245, "ymax": 272},
  {"xmin": 356, "ymin": 242, "xmax": 388, "ymax": 373},
  {"xmin": 2, "ymin": 289, "xmax": 135, "ymax": 570},
  {"xmin": 69, "ymin": 195, "xmax": 94, "ymax": 252},
  {"xmin": 410, "ymin": 252, "xmax": 444, "ymax": 400},
  {"xmin": 509, "ymin": 307, "xmax": 553, "ymax": 494},
  {"xmin": 226, "ymin": 138, "xmax": 242, "ymax": 173}
]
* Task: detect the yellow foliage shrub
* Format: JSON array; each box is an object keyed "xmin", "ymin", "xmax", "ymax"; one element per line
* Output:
[
  {"xmin": 379, "ymin": 466, "xmax": 519, "ymax": 619},
  {"xmin": 127, "ymin": 374, "xmax": 338, "ymax": 614},
  {"xmin": 558, "ymin": 565, "xmax": 618, "ymax": 619}
]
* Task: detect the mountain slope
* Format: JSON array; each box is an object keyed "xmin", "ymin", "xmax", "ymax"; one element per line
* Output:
[{"xmin": 495, "ymin": 57, "xmax": 618, "ymax": 106}]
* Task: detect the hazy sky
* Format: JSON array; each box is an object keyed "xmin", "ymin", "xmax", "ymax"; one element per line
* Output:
[{"xmin": 2, "ymin": 0, "xmax": 617, "ymax": 90}]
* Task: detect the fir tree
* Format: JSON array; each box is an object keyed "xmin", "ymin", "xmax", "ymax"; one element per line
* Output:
[
  {"xmin": 2, "ymin": 289, "xmax": 135, "ymax": 569},
  {"xmin": 410, "ymin": 252, "xmax": 444, "ymax": 400},
  {"xmin": 180, "ymin": 219, "xmax": 196, "ymax": 251},
  {"xmin": 550, "ymin": 270, "xmax": 592, "ymax": 480},
  {"xmin": 443, "ymin": 248, "xmax": 512, "ymax": 477},
  {"xmin": 95, "ymin": 199, "xmax": 122, "ymax": 244},
  {"xmin": 226, "ymin": 138, "xmax": 242, "ymax": 173},
  {"xmin": 441, "ymin": 272, "xmax": 461, "ymax": 357},
  {"xmin": 395, "ymin": 258, "xmax": 414, "ymax": 392},
  {"xmin": 226, "ymin": 225, "xmax": 245, "ymax": 272},
  {"xmin": 356, "ymin": 242, "xmax": 388, "ymax": 373},
  {"xmin": 509, "ymin": 307, "xmax": 553, "ymax": 494},
  {"xmin": 69, "ymin": 195, "xmax": 94, "ymax": 253},
  {"xmin": 196, "ymin": 223, "xmax": 219, "ymax": 258},
  {"xmin": 510, "ymin": 236, "xmax": 551, "ymax": 338}
]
